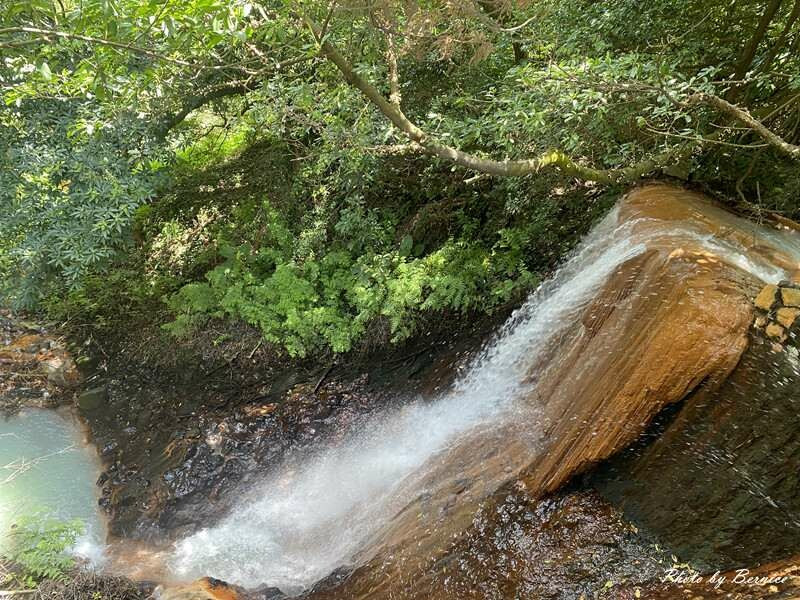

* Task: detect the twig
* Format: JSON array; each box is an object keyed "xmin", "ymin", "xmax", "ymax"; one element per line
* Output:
[
  {"xmin": 313, "ymin": 364, "xmax": 335, "ymax": 394},
  {"xmin": 0, "ymin": 26, "xmax": 197, "ymax": 67},
  {"xmin": 1, "ymin": 445, "xmax": 76, "ymax": 485},
  {"xmin": 247, "ymin": 339, "xmax": 263, "ymax": 360}
]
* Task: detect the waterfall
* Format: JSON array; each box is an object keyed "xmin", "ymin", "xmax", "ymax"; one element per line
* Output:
[{"xmin": 168, "ymin": 187, "xmax": 800, "ymax": 593}]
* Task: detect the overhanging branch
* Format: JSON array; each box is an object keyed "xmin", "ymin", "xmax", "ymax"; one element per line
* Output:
[
  {"xmin": 305, "ymin": 17, "xmax": 691, "ymax": 184},
  {"xmin": 156, "ymin": 55, "xmax": 314, "ymax": 136}
]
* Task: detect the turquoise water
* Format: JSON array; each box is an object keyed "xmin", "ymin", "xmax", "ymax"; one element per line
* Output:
[{"xmin": 0, "ymin": 408, "xmax": 106, "ymax": 564}]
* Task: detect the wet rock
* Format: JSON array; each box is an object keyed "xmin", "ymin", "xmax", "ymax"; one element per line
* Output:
[
  {"xmin": 304, "ymin": 490, "xmax": 666, "ymax": 600},
  {"xmin": 297, "ymin": 184, "xmax": 800, "ymax": 600},
  {"xmin": 247, "ymin": 585, "xmax": 286, "ymax": 599},
  {"xmin": 78, "ymin": 385, "xmax": 108, "ymax": 411},
  {"xmin": 754, "ymin": 284, "xmax": 779, "ymax": 310},
  {"xmin": 593, "ymin": 333, "xmax": 800, "ymax": 570},
  {"xmin": 157, "ymin": 577, "xmax": 242, "ymax": 600}
]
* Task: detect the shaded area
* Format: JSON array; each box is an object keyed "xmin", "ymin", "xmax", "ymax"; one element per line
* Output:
[{"xmin": 594, "ymin": 333, "xmax": 800, "ymax": 570}]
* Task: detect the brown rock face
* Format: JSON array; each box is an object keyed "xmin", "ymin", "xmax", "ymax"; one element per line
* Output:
[
  {"xmin": 520, "ymin": 243, "xmax": 753, "ymax": 496},
  {"xmin": 296, "ymin": 184, "xmax": 800, "ymax": 599},
  {"xmin": 593, "ymin": 333, "xmax": 800, "ymax": 569}
]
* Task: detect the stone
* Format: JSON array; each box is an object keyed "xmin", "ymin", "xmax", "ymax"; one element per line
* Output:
[
  {"xmin": 754, "ymin": 315, "xmax": 767, "ymax": 328},
  {"xmin": 78, "ymin": 385, "xmax": 107, "ymax": 411},
  {"xmin": 156, "ymin": 578, "xmax": 242, "ymax": 600},
  {"xmin": 42, "ymin": 354, "xmax": 79, "ymax": 388},
  {"xmin": 781, "ymin": 286, "xmax": 800, "ymax": 307},
  {"xmin": 776, "ymin": 307, "xmax": 800, "ymax": 329},
  {"xmin": 754, "ymin": 284, "xmax": 779, "ymax": 311},
  {"xmin": 765, "ymin": 322, "xmax": 786, "ymax": 340}
]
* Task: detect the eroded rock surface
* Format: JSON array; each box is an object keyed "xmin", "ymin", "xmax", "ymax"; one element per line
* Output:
[
  {"xmin": 295, "ymin": 184, "xmax": 800, "ymax": 599},
  {"xmin": 593, "ymin": 330, "xmax": 800, "ymax": 569},
  {"xmin": 96, "ymin": 184, "xmax": 800, "ymax": 599},
  {"xmin": 156, "ymin": 577, "xmax": 243, "ymax": 600}
]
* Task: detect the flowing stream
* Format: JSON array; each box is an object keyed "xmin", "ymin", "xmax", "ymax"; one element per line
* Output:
[{"xmin": 168, "ymin": 192, "xmax": 800, "ymax": 593}]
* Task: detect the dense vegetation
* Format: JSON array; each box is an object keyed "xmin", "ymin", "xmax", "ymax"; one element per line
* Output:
[{"xmin": 2, "ymin": 0, "xmax": 800, "ymax": 356}]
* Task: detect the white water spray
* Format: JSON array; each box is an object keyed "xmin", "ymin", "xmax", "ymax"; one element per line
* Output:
[{"xmin": 169, "ymin": 198, "xmax": 800, "ymax": 592}]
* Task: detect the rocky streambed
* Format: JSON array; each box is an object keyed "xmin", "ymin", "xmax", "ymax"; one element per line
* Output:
[{"xmin": 4, "ymin": 183, "xmax": 800, "ymax": 600}]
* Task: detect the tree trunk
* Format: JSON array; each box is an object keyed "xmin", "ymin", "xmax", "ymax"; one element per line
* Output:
[
  {"xmin": 760, "ymin": 0, "xmax": 800, "ymax": 74},
  {"xmin": 730, "ymin": 0, "xmax": 784, "ymax": 99}
]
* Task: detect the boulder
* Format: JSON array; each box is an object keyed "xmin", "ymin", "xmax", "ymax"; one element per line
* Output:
[
  {"xmin": 593, "ymin": 333, "xmax": 800, "ymax": 569},
  {"xmin": 776, "ymin": 307, "xmax": 800, "ymax": 329},
  {"xmin": 766, "ymin": 322, "xmax": 787, "ymax": 340},
  {"xmin": 78, "ymin": 385, "xmax": 108, "ymax": 411},
  {"xmin": 42, "ymin": 354, "xmax": 79, "ymax": 388}
]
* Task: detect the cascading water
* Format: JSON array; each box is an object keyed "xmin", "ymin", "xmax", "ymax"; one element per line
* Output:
[{"xmin": 168, "ymin": 186, "xmax": 800, "ymax": 594}]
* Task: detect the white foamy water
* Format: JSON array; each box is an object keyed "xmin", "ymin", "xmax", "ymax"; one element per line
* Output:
[{"xmin": 169, "ymin": 198, "xmax": 800, "ymax": 592}]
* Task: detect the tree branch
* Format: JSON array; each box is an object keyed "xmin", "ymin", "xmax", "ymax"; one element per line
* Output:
[
  {"xmin": 305, "ymin": 16, "xmax": 690, "ymax": 183},
  {"xmin": 689, "ymin": 93, "xmax": 800, "ymax": 158},
  {"xmin": 730, "ymin": 0, "xmax": 784, "ymax": 96},
  {"xmin": 156, "ymin": 55, "xmax": 315, "ymax": 136},
  {"xmin": 385, "ymin": 31, "xmax": 401, "ymax": 107},
  {"xmin": 156, "ymin": 82, "xmax": 256, "ymax": 136},
  {"xmin": 0, "ymin": 26, "xmax": 197, "ymax": 67},
  {"xmin": 759, "ymin": 0, "xmax": 800, "ymax": 74}
]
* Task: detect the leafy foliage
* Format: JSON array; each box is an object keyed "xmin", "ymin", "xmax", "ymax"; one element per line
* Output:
[
  {"xmin": 0, "ymin": 97, "xmax": 166, "ymax": 307},
  {"xmin": 1, "ymin": 514, "xmax": 83, "ymax": 588},
  {"xmin": 165, "ymin": 206, "xmax": 540, "ymax": 356},
  {"xmin": 2, "ymin": 0, "xmax": 800, "ymax": 354}
]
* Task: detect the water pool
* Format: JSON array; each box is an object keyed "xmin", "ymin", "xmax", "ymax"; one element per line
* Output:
[{"xmin": 0, "ymin": 408, "xmax": 106, "ymax": 564}]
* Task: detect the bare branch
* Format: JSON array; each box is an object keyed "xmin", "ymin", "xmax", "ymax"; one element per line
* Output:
[
  {"xmin": 1, "ymin": 445, "xmax": 75, "ymax": 485},
  {"xmin": 156, "ymin": 54, "xmax": 314, "ymax": 135},
  {"xmin": 0, "ymin": 26, "xmax": 281, "ymax": 76},
  {"xmin": 689, "ymin": 93, "xmax": 800, "ymax": 159}
]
